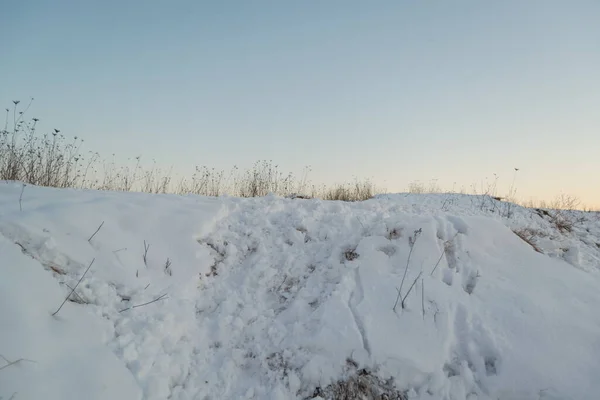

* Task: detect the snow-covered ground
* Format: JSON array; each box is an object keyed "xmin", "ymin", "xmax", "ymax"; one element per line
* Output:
[{"xmin": 1, "ymin": 182, "xmax": 599, "ymax": 400}]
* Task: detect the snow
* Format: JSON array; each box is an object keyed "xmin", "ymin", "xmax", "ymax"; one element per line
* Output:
[
  {"xmin": 1, "ymin": 183, "xmax": 599, "ymax": 399},
  {"xmin": 0, "ymin": 233, "xmax": 141, "ymax": 400}
]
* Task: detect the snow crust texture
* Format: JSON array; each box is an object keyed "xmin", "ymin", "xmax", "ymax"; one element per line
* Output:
[{"xmin": 1, "ymin": 183, "xmax": 599, "ymax": 400}]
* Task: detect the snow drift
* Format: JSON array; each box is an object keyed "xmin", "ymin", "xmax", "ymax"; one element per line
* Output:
[{"xmin": 1, "ymin": 183, "xmax": 599, "ymax": 400}]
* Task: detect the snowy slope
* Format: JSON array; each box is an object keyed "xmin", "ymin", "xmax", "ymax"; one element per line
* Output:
[{"xmin": 1, "ymin": 183, "xmax": 599, "ymax": 400}]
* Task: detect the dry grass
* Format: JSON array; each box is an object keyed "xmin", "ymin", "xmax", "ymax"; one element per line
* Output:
[
  {"xmin": 513, "ymin": 228, "xmax": 544, "ymax": 253},
  {"xmin": 323, "ymin": 180, "xmax": 376, "ymax": 202},
  {"xmin": 309, "ymin": 367, "xmax": 407, "ymax": 400},
  {"xmin": 3, "ymin": 99, "xmax": 596, "ymax": 209},
  {"xmin": 1, "ymin": 99, "xmax": 375, "ymax": 200},
  {"xmin": 407, "ymin": 179, "xmax": 445, "ymax": 194},
  {"xmin": 530, "ymin": 194, "xmax": 589, "ymax": 233}
]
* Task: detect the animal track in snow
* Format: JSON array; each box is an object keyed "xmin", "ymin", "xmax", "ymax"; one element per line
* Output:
[{"xmin": 445, "ymin": 304, "xmax": 502, "ymax": 395}]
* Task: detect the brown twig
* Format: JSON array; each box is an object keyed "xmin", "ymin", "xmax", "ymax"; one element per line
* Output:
[{"xmin": 49, "ymin": 265, "xmax": 66, "ymax": 275}]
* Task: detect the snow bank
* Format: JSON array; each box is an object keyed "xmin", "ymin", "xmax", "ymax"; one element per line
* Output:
[
  {"xmin": 0, "ymin": 236, "xmax": 141, "ymax": 399},
  {"xmin": 1, "ymin": 183, "xmax": 599, "ymax": 399}
]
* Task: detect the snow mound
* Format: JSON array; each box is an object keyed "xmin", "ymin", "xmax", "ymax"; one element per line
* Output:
[{"xmin": 1, "ymin": 183, "xmax": 599, "ymax": 400}]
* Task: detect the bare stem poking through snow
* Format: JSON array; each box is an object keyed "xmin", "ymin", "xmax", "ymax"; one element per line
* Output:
[
  {"xmin": 430, "ymin": 234, "xmax": 457, "ymax": 276},
  {"xmin": 119, "ymin": 293, "xmax": 168, "ymax": 313},
  {"xmin": 52, "ymin": 258, "xmax": 95, "ymax": 316},
  {"xmin": 63, "ymin": 283, "xmax": 86, "ymax": 304},
  {"xmin": 430, "ymin": 249, "xmax": 446, "ymax": 276},
  {"xmin": 87, "ymin": 221, "xmax": 105, "ymax": 243},
  {"xmin": 394, "ymin": 228, "xmax": 422, "ymax": 312},
  {"xmin": 422, "ymin": 278, "xmax": 425, "ymax": 320},
  {"xmin": 143, "ymin": 240, "xmax": 150, "ymax": 267},
  {"xmin": 401, "ymin": 271, "xmax": 423, "ymax": 310},
  {"xmin": 0, "ymin": 354, "xmax": 36, "ymax": 371},
  {"xmin": 19, "ymin": 184, "xmax": 25, "ymax": 212}
]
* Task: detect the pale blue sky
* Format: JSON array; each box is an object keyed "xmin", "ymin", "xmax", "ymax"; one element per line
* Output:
[{"xmin": 2, "ymin": 1, "xmax": 600, "ymax": 205}]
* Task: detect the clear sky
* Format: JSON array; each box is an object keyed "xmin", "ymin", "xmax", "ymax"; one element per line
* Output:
[{"xmin": 2, "ymin": 1, "xmax": 600, "ymax": 206}]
